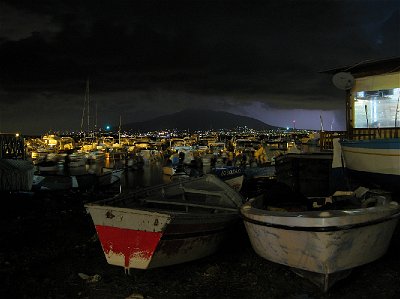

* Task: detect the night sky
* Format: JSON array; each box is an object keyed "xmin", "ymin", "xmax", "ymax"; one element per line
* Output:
[{"xmin": 0, "ymin": 0, "xmax": 399, "ymax": 135}]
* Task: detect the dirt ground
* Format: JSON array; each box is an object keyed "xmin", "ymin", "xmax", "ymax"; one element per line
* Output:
[{"xmin": 1, "ymin": 190, "xmax": 400, "ymax": 299}]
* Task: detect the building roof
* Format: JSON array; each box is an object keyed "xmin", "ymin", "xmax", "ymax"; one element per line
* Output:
[{"xmin": 320, "ymin": 57, "xmax": 400, "ymax": 78}]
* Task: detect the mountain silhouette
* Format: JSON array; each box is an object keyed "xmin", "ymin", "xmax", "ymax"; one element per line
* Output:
[{"xmin": 123, "ymin": 109, "xmax": 280, "ymax": 131}]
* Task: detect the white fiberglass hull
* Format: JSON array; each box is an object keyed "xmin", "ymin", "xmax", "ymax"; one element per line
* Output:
[
  {"xmin": 340, "ymin": 139, "xmax": 400, "ymax": 176},
  {"xmin": 241, "ymin": 198, "xmax": 400, "ymax": 289}
]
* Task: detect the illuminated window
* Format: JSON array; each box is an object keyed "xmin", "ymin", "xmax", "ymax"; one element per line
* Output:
[{"xmin": 353, "ymin": 88, "xmax": 399, "ymax": 128}]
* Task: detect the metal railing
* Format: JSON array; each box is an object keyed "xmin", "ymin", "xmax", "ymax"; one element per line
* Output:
[{"xmin": 320, "ymin": 128, "xmax": 399, "ymax": 150}]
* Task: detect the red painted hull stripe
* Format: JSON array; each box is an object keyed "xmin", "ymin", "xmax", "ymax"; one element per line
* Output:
[{"xmin": 95, "ymin": 225, "xmax": 163, "ymax": 268}]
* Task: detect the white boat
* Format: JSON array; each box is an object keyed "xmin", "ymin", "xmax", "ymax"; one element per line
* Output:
[
  {"xmin": 86, "ymin": 150, "xmax": 106, "ymax": 163},
  {"xmin": 241, "ymin": 186, "xmax": 400, "ymax": 291},
  {"xmin": 85, "ymin": 174, "xmax": 243, "ymax": 272},
  {"xmin": 68, "ymin": 152, "xmax": 87, "ymax": 168},
  {"xmin": 340, "ymin": 138, "xmax": 400, "ymax": 190}
]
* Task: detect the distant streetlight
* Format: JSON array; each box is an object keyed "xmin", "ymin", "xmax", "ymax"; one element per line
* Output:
[{"xmin": 106, "ymin": 125, "xmax": 111, "ymax": 131}]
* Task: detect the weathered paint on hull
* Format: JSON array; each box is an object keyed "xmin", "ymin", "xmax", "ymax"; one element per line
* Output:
[
  {"xmin": 86, "ymin": 174, "xmax": 243, "ymax": 271},
  {"xmin": 241, "ymin": 199, "xmax": 400, "ymax": 290},
  {"xmin": 95, "ymin": 225, "xmax": 163, "ymax": 269},
  {"xmin": 88, "ymin": 205, "xmax": 239, "ymax": 270},
  {"xmin": 243, "ymin": 218, "xmax": 398, "ymax": 274},
  {"xmin": 148, "ymin": 230, "xmax": 227, "ymax": 268},
  {"xmin": 86, "ymin": 205, "xmax": 172, "ymax": 269},
  {"xmin": 94, "ymin": 221, "xmax": 236, "ymax": 270}
]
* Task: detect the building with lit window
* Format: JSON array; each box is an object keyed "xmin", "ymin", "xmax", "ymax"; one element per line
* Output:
[{"xmin": 323, "ymin": 57, "xmax": 399, "ymax": 140}]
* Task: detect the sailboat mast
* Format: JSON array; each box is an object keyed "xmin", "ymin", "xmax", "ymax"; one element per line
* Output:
[
  {"xmin": 95, "ymin": 102, "xmax": 98, "ymax": 135},
  {"xmin": 80, "ymin": 85, "xmax": 86, "ymax": 135},
  {"xmin": 119, "ymin": 115, "xmax": 121, "ymax": 145},
  {"xmin": 87, "ymin": 80, "xmax": 90, "ymax": 134}
]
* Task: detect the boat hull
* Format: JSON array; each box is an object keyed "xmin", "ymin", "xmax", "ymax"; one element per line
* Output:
[
  {"xmin": 87, "ymin": 205, "xmax": 238, "ymax": 270},
  {"xmin": 213, "ymin": 166, "xmax": 244, "ymax": 192},
  {"xmin": 340, "ymin": 138, "xmax": 400, "ymax": 189},
  {"xmin": 241, "ymin": 198, "xmax": 400, "ymax": 290},
  {"xmin": 86, "ymin": 175, "xmax": 243, "ymax": 270},
  {"xmin": 87, "ymin": 206, "xmax": 171, "ymax": 270}
]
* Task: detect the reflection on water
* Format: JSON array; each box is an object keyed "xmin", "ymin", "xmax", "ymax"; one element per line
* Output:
[
  {"xmin": 106, "ymin": 159, "xmax": 170, "ymax": 191},
  {"xmin": 39, "ymin": 157, "xmax": 173, "ymax": 192},
  {"xmin": 121, "ymin": 163, "xmax": 170, "ymax": 191},
  {"xmin": 69, "ymin": 160, "xmax": 107, "ymax": 176}
]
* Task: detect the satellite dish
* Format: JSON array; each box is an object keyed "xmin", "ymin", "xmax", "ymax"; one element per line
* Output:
[{"xmin": 332, "ymin": 72, "xmax": 355, "ymax": 90}]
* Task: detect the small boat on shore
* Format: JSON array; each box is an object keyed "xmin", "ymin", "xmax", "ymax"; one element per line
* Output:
[
  {"xmin": 241, "ymin": 184, "xmax": 400, "ymax": 291},
  {"xmin": 340, "ymin": 138, "xmax": 400, "ymax": 191},
  {"xmin": 85, "ymin": 174, "xmax": 243, "ymax": 271}
]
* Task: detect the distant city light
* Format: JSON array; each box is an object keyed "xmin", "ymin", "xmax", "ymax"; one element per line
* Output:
[{"xmin": 106, "ymin": 125, "xmax": 111, "ymax": 130}]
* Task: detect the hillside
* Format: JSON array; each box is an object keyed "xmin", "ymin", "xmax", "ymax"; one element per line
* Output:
[{"xmin": 123, "ymin": 109, "xmax": 280, "ymax": 131}]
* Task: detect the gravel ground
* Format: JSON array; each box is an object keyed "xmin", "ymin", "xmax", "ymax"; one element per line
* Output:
[{"xmin": 1, "ymin": 190, "xmax": 400, "ymax": 299}]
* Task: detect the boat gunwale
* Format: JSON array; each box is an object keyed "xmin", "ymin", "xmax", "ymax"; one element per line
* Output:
[
  {"xmin": 240, "ymin": 201, "xmax": 400, "ymax": 232},
  {"xmin": 86, "ymin": 174, "xmax": 243, "ymax": 208},
  {"xmin": 86, "ymin": 198, "xmax": 239, "ymax": 216},
  {"xmin": 340, "ymin": 138, "xmax": 400, "ymax": 149}
]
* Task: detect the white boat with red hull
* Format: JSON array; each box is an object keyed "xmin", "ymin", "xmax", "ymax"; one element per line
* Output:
[{"xmin": 85, "ymin": 174, "xmax": 243, "ymax": 272}]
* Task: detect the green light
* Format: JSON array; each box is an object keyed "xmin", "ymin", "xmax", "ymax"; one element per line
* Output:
[{"xmin": 106, "ymin": 125, "xmax": 111, "ymax": 130}]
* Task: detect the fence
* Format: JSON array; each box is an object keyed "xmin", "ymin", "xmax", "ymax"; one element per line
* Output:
[{"xmin": 320, "ymin": 127, "xmax": 399, "ymax": 150}]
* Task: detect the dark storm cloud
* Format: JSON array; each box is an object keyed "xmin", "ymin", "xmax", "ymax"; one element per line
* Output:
[{"xmin": 0, "ymin": 0, "xmax": 399, "ymax": 133}]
